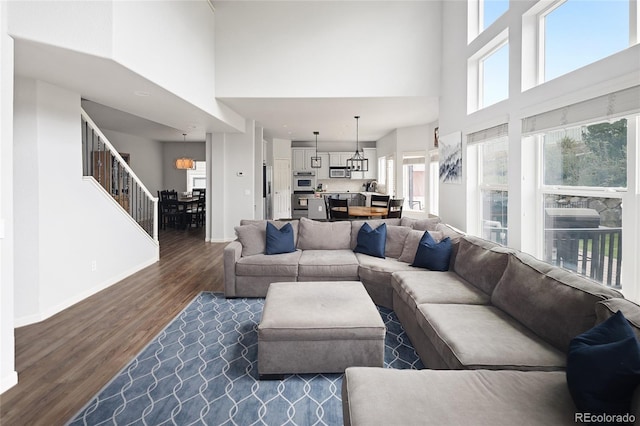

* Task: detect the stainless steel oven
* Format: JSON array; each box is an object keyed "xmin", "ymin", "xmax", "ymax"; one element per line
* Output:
[
  {"xmin": 293, "ymin": 171, "xmax": 316, "ymax": 191},
  {"xmin": 292, "ymin": 191, "xmax": 315, "ymax": 219}
]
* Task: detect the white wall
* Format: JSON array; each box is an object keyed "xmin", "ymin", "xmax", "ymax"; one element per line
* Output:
[
  {"xmin": 12, "ymin": 78, "xmax": 159, "ymax": 326},
  {"xmin": 7, "ymin": 0, "xmax": 113, "ymax": 58},
  {"xmin": 102, "ymin": 129, "xmax": 164, "ymax": 197},
  {"xmin": 0, "ymin": 0, "xmax": 17, "ymax": 393},
  {"xmin": 215, "ymin": 1, "xmax": 442, "ymax": 98},
  {"xmin": 7, "ymin": 0, "xmax": 243, "ymax": 133},
  {"xmin": 163, "ymin": 142, "xmax": 206, "ymax": 193},
  {"xmin": 208, "ymin": 119, "xmax": 257, "ymax": 241},
  {"xmin": 112, "ymin": 0, "xmax": 218, "ymax": 114}
]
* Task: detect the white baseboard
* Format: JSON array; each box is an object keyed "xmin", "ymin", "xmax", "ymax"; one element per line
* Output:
[
  {"xmin": 14, "ymin": 257, "xmax": 158, "ymax": 328},
  {"xmin": 1, "ymin": 370, "xmax": 18, "ymax": 394}
]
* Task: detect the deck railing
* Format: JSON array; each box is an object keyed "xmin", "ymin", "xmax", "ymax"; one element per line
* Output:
[
  {"xmin": 81, "ymin": 109, "xmax": 158, "ymax": 241},
  {"xmin": 544, "ymin": 227, "xmax": 622, "ymax": 289}
]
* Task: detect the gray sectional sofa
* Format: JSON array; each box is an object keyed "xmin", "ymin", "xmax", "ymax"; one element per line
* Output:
[{"xmin": 224, "ymin": 217, "xmax": 639, "ymax": 425}]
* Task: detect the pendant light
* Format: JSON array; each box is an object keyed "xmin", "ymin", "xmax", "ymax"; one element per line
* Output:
[
  {"xmin": 175, "ymin": 133, "xmax": 195, "ymax": 170},
  {"xmin": 346, "ymin": 115, "xmax": 368, "ymax": 172},
  {"xmin": 310, "ymin": 131, "xmax": 322, "ymax": 168}
]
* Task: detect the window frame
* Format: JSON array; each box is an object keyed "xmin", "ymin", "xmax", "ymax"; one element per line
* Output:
[
  {"xmin": 468, "ymin": 28, "xmax": 509, "ymax": 113},
  {"xmin": 402, "ymin": 151, "xmax": 428, "ymax": 212},
  {"xmin": 522, "ymin": 0, "xmax": 638, "ymax": 90},
  {"xmin": 532, "ymin": 116, "xmax": 634, "ymax": 290}
]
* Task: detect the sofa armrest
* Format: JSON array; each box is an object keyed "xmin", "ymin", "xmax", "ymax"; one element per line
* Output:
[{"xmin": 224, "ymin": 240, "xmax": 243, "ymax": 297}]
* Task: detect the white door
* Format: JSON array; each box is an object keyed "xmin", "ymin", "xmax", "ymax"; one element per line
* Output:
[{"xmin": 273, "ymin": 158, "xmax": 291, "ymax": 220}]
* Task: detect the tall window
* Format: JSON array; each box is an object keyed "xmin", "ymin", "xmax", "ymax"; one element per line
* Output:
[
  {"xmin": 481, "ymin": 0, "xmax": 509, "ymax": 30},
  {"xmin": 469, "ymin": 124, "xmax": 509, "ymax": 245},
  {"xmin": 523, "ymin": 86, "xmax": 639, "ymax": 289},
  {"xmin": 387, "ymin": 156, "xmax": 395, "ymax": 197},
  {"xmin": 480, "ymin": 41, "xmax": 509, "ymax": 108},
  {"xmin": 468, "ymin": 0, "xmax": 509, "ymax": 41},
  {"xmin": 468, "ymin": 30, "xmax": 509, "ymax": 112},
  {"xmin": 538, "ymin": 0, "xmax": 632, "ymax": 84},
  {"xmin": 378, "ymin": 156, "xmax": 386, "ymax": 188},
  {"xmin": 402, "ymin": 152, "xmax": 426, "ymax": 212},
  {"xmin": 540, "ymin": 120, "xmax": 627, "ymax": 288},
  {"xmin": 187, "ymin": 161, "xmax": 206, "ymax": 192},
  {"xmin": 378, "ymin": 155, "xmax": 395, "ymax": 196}
]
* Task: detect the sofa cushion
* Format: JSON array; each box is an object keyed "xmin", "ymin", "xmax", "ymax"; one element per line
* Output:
[
  {"xmin": 415, "ymin": 303, "xmax": 566, "ymax": 370},
  {"xmin": 384, "ymin": 226, "xmax": 412, "ymax": 259},
  {"xmin": 356, "ymin": 254, "xmax": 420, "ymax": 285},
  {"xmin": 392, "ymin": 270, "xmax": 491, "ymax": 309},
  {"xmin": 298, "ymin": 250, "xmax": 359, "ymax": 279},
  {"xmin": 491, "ymin": 251, "xmax": 623, "ymax": 353},
  {"xmin": 596, "ymin": 298, "xmax": 640, "ymax": 340},
  {"xmin": 234, "ymin": 224, "xmax": 266, "ymax": 257},
  {"xmin": 354, "ymin": 223, "xmax": 387, "ymax": 259},
  {"xmin": 567, "ymin": 311, "xmax": 640, "ymax": 415},
  {"xmin": 398, "ymin": 230, "xmax": 444, "ymax": 263},
  {"xmin": 453, "ymin": 236, "xmax": 511, "ymax": 295},
  {"xmin": 235, "ymin": 220, "xmax": 300, "ymax": 257},
  {"xmin": 235, "ymin": 250, "xmax": 301, "ymax": 276},
  {"xmin": 400, "ymin": 217, "xmax": 441, "ymax": 231},
  {"xmin": 343, "ymin": 368, "xmax": 576, "ymax": 426},
  {"xmin": 297, "ymin": 217, "xmax": 351, "ymax": 250},
  {"xmin": 411, "ymin": 232, "xmax": 452, "ymax": 271},
  {"xmin": 266, "ymin": 222, "xmax": 296, "ymax": 255}
]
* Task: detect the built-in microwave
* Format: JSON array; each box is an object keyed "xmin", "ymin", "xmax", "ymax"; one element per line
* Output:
[
  {"xmin": 293, "ymin": 170, "xmax": 316, "ymax": 191},
  {"xmin": 329, "ymin": 167, "xmax": 351, "ymax": 178}
]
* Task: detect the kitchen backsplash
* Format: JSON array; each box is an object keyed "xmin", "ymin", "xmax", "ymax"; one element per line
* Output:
[{"xmin": 317, "ymin": 178, "xmax": 369, "ymax": 193}]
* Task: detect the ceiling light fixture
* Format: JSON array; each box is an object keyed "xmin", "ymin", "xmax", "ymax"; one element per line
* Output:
[
  {"xmin": 311, "ymin": 131, "xmax": 322, "ymax": 168},
  {"xmin": 346, "ymin": 115, "xmax": 368, "ymax": 172},
  {"xmin": 175, "ymin": 133, "xmax": 195, "ymax": 170}
]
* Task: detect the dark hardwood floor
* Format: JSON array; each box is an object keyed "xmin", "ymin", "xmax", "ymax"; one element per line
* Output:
[{"xmin": 0, "ymin": 228, "xmax": 226, "ymax": 426}]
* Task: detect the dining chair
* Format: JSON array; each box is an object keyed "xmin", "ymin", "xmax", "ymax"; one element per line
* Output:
[
  {"xmin": 163, "ymin": 199, "xmax": 187, "ymax": 229},
  {"xmin": 329, "ymin": 198, "xmax": 349, "ymax": 221},
  {"xmin": 186, "ymin": 198, "xmax": 206, "ymax": 228},
  {"xmin": 370, "ymin": 194, "xmax": 390, "ymax": 208},
  {"xmin": 387, "ymin": 198, "xmax": 404, "ymax": 218},
  {"xmin": 193, "ymin": 188, "xmax": 206, "ymax": 200}
]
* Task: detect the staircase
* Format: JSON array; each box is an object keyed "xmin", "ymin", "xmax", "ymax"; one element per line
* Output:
[{"xmin": 81, "ymin": 109, "xmax": 158, "ymax": 241}]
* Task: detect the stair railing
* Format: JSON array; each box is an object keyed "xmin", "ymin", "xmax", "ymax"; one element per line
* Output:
[{"xmin": 81, "ymin": 109, "xmax": 158, "ymax": 241}]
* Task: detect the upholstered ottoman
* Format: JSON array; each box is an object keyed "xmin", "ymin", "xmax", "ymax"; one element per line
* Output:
[{"xmin": 258, "ymin": 281, "xmax": 386, "ymax": 378}]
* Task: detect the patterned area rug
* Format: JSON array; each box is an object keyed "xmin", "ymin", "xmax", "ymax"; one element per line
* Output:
[{"xmin": 68, "ymin": 292, "xmax": 423, "ymax": 425}]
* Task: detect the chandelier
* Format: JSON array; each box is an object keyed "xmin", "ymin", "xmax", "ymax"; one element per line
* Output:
[
  {"xmin": 346, "ymin": 115, "xmax": 368, "ymax": 172},
  {"xmin": 310, "ymin": 131, "xmax": 322, "ymax": 168},
  {"xmin": 175, "ymin": 133, "xmax": 195, "ymax": 170}
]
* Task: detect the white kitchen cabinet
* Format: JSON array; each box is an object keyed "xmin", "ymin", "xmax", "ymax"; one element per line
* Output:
[
  {"xmin": 329, "ymin": 152, "xmax": 352, "ymax": 167},
  {"xmin": 292, "ymin": 148, "xmax": 317, "ymax": 171}
]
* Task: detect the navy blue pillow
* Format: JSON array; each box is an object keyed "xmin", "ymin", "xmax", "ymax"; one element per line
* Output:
[
  {"xmin": 354, "ymin": 223, "xmax": 387, "ymax": 259},
  {"xmin": 411, "ymin": 231, "xmax": 451, "ymax": 271},
  {"xmin": 566, "ymin": 310, "xmax": 640, "ymax": 415},
  {"xmin": 265, "ymin": 222, "xmax": 295, "ymax": 255}
]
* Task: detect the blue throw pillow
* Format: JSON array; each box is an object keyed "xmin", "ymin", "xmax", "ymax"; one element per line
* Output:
[
  {"xmin": 566, "ymin": 310, "xmax": 640, "ymax": 415},
  {"xmin": 354, "ymin": 223, "xmax": 387, "ymax": 259},
  {"xmin": 411, "ymin": 231, "xmax": 451, "ymax": 271},
  {"xmin": 265, "ymin": 222, "xmax": 295, "ymax": 255}
]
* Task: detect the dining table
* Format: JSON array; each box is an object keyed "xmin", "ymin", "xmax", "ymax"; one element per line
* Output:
[{"xmin": 331, "ymin": 206, "xmax": 389, "ymax": 218}]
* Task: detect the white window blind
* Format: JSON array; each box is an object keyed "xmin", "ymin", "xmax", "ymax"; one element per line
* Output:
[
  {"xmin": 522, "ymin": 85, "xmax": 640, "ymax": 135},
  {"xmin": 467, "ymin": 123, "xmax": 509, "ymax": 144}
]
